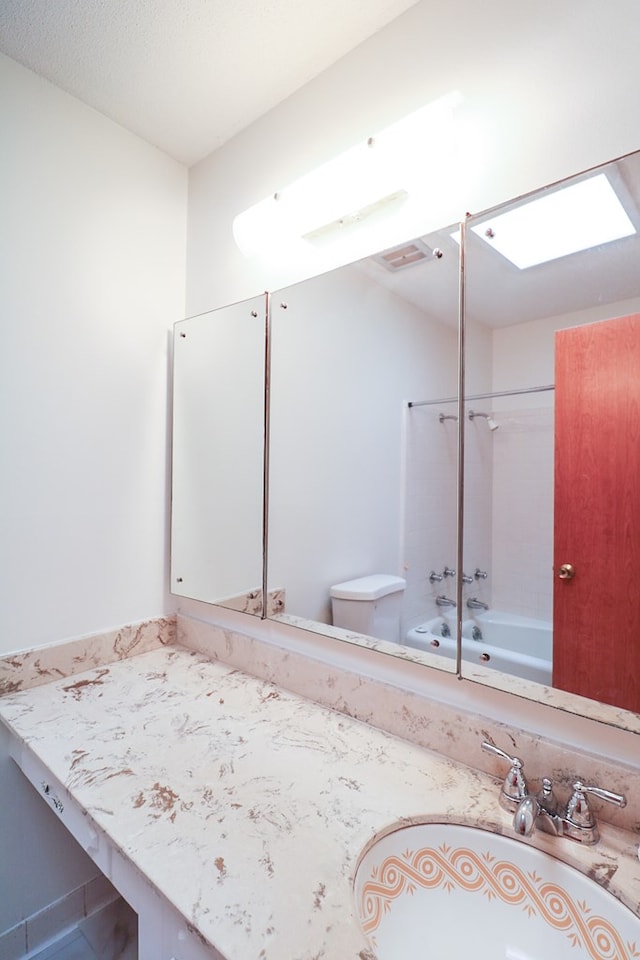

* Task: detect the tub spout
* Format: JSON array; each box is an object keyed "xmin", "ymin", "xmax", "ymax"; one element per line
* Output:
[
  {"xmin": 435, "ymin": 595, "xmax": 456, "ymax": 607},
  {"xmin": 467, "ymin": 597, "xmax": 489, "ymax": 610}
]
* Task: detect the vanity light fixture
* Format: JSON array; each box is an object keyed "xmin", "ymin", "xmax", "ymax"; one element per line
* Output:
[
  {"xmin": 471, "ymin": 173, "xmax": 636, "ymax": 269},
  {"xmin": 233, "ymin": 92, "xmax": 463, "ymax": 260}
]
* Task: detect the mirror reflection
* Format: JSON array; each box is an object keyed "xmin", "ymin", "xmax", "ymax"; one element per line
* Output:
[
  {"xmin": 169, "ymin": 147, "xmax": 640, "ymax": 732},
  {"xmin": 461, "ymin": 150, "xmax": 640, "ymax": 712},
  {"xmin": 171, "ymin": 295, "xmax": 267, "ymax": 614},
  {"xmin": 267, "ymin": 235, "xmax": 460, "ymax": 671}
]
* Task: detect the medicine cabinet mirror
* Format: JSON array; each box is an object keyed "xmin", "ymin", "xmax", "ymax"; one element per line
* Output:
[
  {"xmin": 171, "ymin": 294, "xmax": 267, "ymax": 614},
  {"xmin": 267, "ymin": 238, "xmax": 460, "ymax": 677},
  {"xmin": 170, "ymin": 148, "xmax": 640, "ymax": 732}
]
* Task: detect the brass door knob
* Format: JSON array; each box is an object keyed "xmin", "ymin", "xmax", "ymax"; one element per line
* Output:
[{"xmin": 558, "ymin": 563, "xmax": 576, "ymax": 580}]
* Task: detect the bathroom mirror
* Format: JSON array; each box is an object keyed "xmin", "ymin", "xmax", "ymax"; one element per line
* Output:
[
  {"xmin": 171, "ymin": 294, "xmax": 268, "ymax": 613},
  {"xmin": 266, "ymin": 231, "xmax": 460, "ymax": 673},
  {"xmin": 460, "ymin": 149, "xmax": 640, "ymax": 714},
  {"xmin": 170, "ymin": 147, "xmax": 640, "ymax": 732}
]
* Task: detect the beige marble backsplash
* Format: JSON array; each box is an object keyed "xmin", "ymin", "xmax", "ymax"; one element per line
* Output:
[
  {"xmin": 0, "ymin": 617, "xmax": 176, "ymax": 697},
  {"xmin": 214, "ymin": 588, "xmax": 285, "ymax": 617},
  {"xmin": 177, "ymin": 614, "xmax": 640, "ymax": 835}
]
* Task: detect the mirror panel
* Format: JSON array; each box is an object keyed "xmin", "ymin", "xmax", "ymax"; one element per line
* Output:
[
  {"xmin": 462, "ymin": 150, "xmax": 640, "ymax": 712},
  {"xmin": 267, "ymin": 233, "xmax": 461, "ymax": 673},
  {"xmin": 171, "ymin": 295, "xmax": 267, "ymax": 613}
]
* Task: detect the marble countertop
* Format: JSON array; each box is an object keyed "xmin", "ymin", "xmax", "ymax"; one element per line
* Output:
[{"xmin": 1, "ymin": 644, "xmax": 639, "ymax": 960}]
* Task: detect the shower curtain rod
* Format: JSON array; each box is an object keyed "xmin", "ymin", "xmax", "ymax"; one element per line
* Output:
[{"xmin": 407, "ymin": 383, "xmax": 555, "ymax": 408}]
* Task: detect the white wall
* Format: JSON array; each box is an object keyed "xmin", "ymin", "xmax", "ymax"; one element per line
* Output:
[
  {"xmin": 0, "ymin": 54, "xmax": 187, "ymax": 656},
  {"xmin": 403, "ymin": 397, "xmax": 458, "ymax": 632},
  {"xmin": 0, "ymin": 53, "xmax": 187, "ymax": 941},
  {"xmin": 186, "ymin": 0, "xmax": 640, "ymax": 314}
]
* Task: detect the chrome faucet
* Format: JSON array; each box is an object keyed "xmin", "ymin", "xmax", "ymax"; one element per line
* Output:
[
  {"xmin": 482, "ymin": 741, "xmax": 626, "ymax": 845},
  {"xmin": 435, "ymin": 595, "xmax": 456, "ymax": 607},
  {"xmin": 467, "ymin": 597, "xmax": 489, "ymax": 610},
  {"xmin": 514, "ymin": 780, "xmax": 626, "ymax": 844}
]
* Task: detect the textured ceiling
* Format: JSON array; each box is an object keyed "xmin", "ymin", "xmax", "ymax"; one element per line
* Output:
[{"xmin": 0, "ymin": 0, "xmax": 418, "ymax": 166}]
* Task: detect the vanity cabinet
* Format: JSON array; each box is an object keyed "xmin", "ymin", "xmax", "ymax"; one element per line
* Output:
[{"xmin": 9, "ymin": 738, "xmax": 222, "ymax": 960}]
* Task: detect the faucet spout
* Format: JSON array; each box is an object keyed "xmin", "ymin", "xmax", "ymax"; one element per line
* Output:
[
  {"xmin": 513, "ymin": 796, "xmax": 562, "ymax": 837},
  {"xmin": 513, "ymin": 796, "xmax": 539, "ymax": 836}
]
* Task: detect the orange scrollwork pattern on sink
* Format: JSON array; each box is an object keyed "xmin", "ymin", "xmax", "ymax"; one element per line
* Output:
[{"xmin": 358, "ymin": 842, "xmax": 640, "ymax": 960}]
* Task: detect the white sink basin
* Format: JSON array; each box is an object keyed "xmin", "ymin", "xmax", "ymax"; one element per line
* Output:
[{"xmin": 354, "ymin": 823, "xmax": 640, "ymax": 960}]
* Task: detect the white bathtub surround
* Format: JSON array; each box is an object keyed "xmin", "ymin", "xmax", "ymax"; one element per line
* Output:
[
  {"xmin": 405, "ymin": 610, "xmax": 552, "ymax": 685},
  {"xmin": 489, "ymin": 404, "xmax": 554, "ymax": 622},
  {"xmin": 0, "ymin": 617, "xmax": 176, "ymax": 697},
  {"xmin": 401, "ymin": 401, "xmax": 458, "ymax": 633},
  {"xmin": 1, "ymin": 645, "xmax": 639, "ymax": 960}
]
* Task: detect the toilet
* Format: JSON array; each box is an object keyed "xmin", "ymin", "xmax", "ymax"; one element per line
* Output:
[{"xmin": 330, "ymin": 574, "xmax": 406, "ymax": 642}]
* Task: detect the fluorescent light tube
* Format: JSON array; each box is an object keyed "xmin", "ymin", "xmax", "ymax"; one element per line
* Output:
[{"xmin": 233, "ymin": 92, "xmax": 463, "ymax": 258}]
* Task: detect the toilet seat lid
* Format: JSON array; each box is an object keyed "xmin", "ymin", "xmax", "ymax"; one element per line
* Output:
[{"xmin": 330, "ymin": 574, "xmax": 406, "ymax": 600}]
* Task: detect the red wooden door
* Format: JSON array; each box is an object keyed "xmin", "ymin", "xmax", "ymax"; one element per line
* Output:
[{"xmin": 553, "ymin": 313, "xmax": 640, "ymax": 711}]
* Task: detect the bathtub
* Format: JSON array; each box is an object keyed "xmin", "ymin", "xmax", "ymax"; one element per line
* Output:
[{"xmin": 405, "ymin": 611, "xmax": 552, "ymax": 685}]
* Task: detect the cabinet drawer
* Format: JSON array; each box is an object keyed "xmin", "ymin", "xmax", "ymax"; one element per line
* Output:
[{"xmin": 10, "ymin": 742, "xmax": 221, "ymax": 960}]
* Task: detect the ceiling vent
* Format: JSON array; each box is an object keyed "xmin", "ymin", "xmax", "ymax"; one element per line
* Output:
[{"xmin": 372, "ymin": 238, "xmax": 436, "ymax": 271}]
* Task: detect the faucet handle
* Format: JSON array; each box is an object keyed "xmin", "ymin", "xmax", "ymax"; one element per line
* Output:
[
  {"xmin": 580, "ymin": 783, "xmax": 627, "ymax": 807},
  {"xmin": 566, "ymin": 781, "xmax": 627, "ymax": 828},
  {"xmin": 481, "ymin": 741, "xmax": 528, "ymax": 812}
]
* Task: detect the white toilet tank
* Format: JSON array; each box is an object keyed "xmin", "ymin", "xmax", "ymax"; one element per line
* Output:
[{"xmin": 330, "ymin": 574, "xmax": 406, "ymax": 642}]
